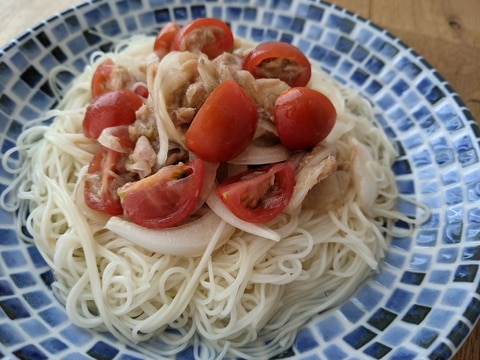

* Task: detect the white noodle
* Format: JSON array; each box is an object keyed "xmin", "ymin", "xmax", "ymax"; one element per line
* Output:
[{"xmin": 0, "ymin": 34, "xmax": 428, "ymax": 359}]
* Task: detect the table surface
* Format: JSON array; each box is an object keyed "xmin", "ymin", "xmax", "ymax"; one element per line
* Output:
[{"xmin": 1, "ymin": 1, "xmax": 479, "ymax": 359}]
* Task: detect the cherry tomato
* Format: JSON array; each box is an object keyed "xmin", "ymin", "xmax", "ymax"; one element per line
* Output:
[
  {"xmin": 133, "ymin": 84, "xmax": 149, "ymax": 98},
  {"xmin": 185, "ymin": 79, "xmax": 258, "ymax": 162},
  {"xmin": 171, "ymin": 18, "xmax": 234, "ymax": 59},
  {"xmin": 216, "ymin": 162, "xmax": 295, "ymax": 223},
  {"xmin": 83, "ymin": 89, "xmax": 143, "ymax": 139},
  {"xmin": 153, "ymin": 21, "xmax": 180, "ymax": 58},
  {"xmin": 273, "ymin": 87, "xmax": 336, "ymax": 150},
  {"xmin": 242, "ymin": 41, "xmax": 312, "ymax": 87},
  {"xmin": 91, "ymin": 59, "xmax": 137, "ymax": 98},
  {"xmin": 84, "ymin": 146, "xmax": 127, "ymax": 215},
  {"xmin": 119, "ymin": 158, "xmax": 204, "ymax": 229},
  {"xmin": 91, "ymin": 59, "xmax": 114, "ymax": 98}
]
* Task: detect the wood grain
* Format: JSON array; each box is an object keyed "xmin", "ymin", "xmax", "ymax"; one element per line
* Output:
[
  {"xmin": 333, "ymin": 0, "xmax": 480, "ymax": 123},
  {"xmin": 0, "ymin": 1, "xmax": 479, "ymax": 359}
]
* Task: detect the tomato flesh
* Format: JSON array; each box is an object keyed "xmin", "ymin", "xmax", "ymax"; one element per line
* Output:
[
  {"xmin": 171, "ymin": 18, "xmax": 234, "ymax": 59},
  {"xmin": 243, "ymin": 41, "xmax": 311, "ymax": 87},
  {"xmin": 215, "ymin": 162, "xmax": 295, "ymax": 223},
  {"xmin": 119, "ymin": 158, "xmax": 204, "ymax": 229},
  {"xmin": 83, "ymin": 89, "xmax": 143, "ymax": 139},
  {"xmin": 185, "ymin": 79, "xmax": 258, "ymax": 162},
  {"xmin": 274, "ymin": 87, "xmax": 336, "ymax": 150},
  {"xmin": 84, "ymin": 147, "xmax": 127, "ymax": 216}
]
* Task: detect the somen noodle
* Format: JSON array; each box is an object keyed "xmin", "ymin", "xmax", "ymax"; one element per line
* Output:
[{"xmin": 1, "ymin": 33, "xmax": 426, "ymax": 359}]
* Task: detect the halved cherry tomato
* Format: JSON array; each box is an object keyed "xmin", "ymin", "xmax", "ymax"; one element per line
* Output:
[
  {"xmin": 215, "ymin": 162, "xmax": 295, "ymax": 223},
  {"xmin": 84, "ymin": 146, "xmax": 128, "ymax": 216},
  {"xmin": 91, "ymin": 59, "xmax": 115, "ymax": 98},
  {"xmin": 119, "ymin": 158, "xmax": 204, "ymax": 229},
  {"xmin": 185, "ymin": 79, "xmax": 258, "ymax": 162},
  {"xmin": 91, "ymin": 59, "xmax": 138, "ymax": 98},
  {"xmin": 83, "ymin": 89, "xmax": 143, "ymax": 139},
  {"xmin": 91, "ymin": 59, "xmax": 149, "ymax": 99},
  {"xmin": 242, "ymin": 41, "xmax": 312, "ymax": 87},
  {"xmin": 171, "ymin": 18, "xmax": 234, "ymax": 59},
  {"xmin": 154, "ymin": 21, "xmax": 180, "ymax": 58},
  {"xmin": 274, "ymin": 87, "xmax": 336, "ymax": 150}
]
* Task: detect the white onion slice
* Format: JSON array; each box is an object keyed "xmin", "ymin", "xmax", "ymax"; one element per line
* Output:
[
  {"xmin": 206, "ymin": 192, "xmax": 281, "ymax": 242},
  {"xmin": 97, "ymin": 125, "xmax": 132, "ymax": 153},
  {"xmin": 229, "ymin": 144, "xmax": 291, "ymax": 165},
  {"xmin": 106, "ymin": 210, "xmax": 235, "ymax": 256},
  {"xmin": 349, "ymin": 136, "xmax": 377, "ymax": 210},
  {"xmin": 308, "ymin": 69, "xmax": 345, "ymax": 115}
]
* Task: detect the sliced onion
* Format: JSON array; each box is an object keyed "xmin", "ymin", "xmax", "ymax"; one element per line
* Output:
[
  {"xmin": 325, "ymin": 112, "xmax": 357, "ymax": 143},
  {"xmin": 206, "ymin": 192, "xmax": 281, "ymax": 242},
  {"xmin": 308, "ymin": 69, "xmax": 345, "ymax": 115},
  {"xmin": 97, "ymin": 125, "xmax": 133, "ymax": 153},
  {"xmin": 153, "ymin": 51, "xmax": 200, "ymax": 146},
  {"xmin": 349, "ymin": 136, "xmax": 377, "ymax": 210},
  {"xmin": 106, "ymin": 210, "xmax": 235, "ymax": 256},
  {"xmin": 229, "ymin": 144, "xmax": 291, "ymax": 165}
]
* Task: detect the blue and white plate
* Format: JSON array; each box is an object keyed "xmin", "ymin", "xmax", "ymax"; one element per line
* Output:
[{"xmin": 0, "ymin": 0, "xmax": 479, "ymax": 359}]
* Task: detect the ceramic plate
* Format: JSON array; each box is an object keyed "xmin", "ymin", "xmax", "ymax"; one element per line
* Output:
[{"xmin": 0, "ymin": 0, "xmax": 479, "ymax": 359}]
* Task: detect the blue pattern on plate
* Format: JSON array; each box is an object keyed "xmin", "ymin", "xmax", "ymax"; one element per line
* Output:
[{"xmin": 0, "ymin": 0, "xmax": 479, "ymax": 359}]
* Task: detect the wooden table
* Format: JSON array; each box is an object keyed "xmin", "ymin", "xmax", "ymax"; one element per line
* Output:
[{"xmin": 1, "ymin": 1, "xmax": 479, "ymax": 359}]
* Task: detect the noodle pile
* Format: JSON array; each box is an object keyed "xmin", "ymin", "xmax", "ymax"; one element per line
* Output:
[{"xmin": 1, "ymin": 35, "xmax": 420, "ymax": 359}]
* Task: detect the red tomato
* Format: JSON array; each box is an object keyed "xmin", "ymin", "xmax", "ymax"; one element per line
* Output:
[
  {"xmin": 171, "ymin": 18, "xmax": 234, "ymax": 59},
  {"xmin": 91, "ymin": 59, "xmax": 136, "ymax": 98},
  {"xmin": 84, "ymin": 146, "xmax": 127, "ymax": 215},
  {"xmin": 184, "ymin": 79, "xmax": 258, "ymax": 162},
  {"xmin": 83, "ymin": 89, "xmax": 143, "ymax": 139},
  {"xmin": 153, "ymin": 21, "xmax": 180, "ymax": 58},
  {"xmin": 273, "ymin": 87, "xmax": 336, "ymax": 150},
  {"xmin": 119, "ymin": 158, "xmax": 204, "ymax": 229},
  {"xmin": 133, "ymin": 84, "xmax": 149, "ymax": 98},
  {"xmin": 216, "ymin": 162, "xmax": 295, "ymax": 223},
  {"xmin": 91, "ymin": 59, "xmax": 114, "ymax": 98},
  {"xmin": 242, "ymin": 41, "xmax": 312, "ymax": 87}
]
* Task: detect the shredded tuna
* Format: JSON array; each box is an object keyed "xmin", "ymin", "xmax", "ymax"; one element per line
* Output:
[
  {"xmin": 303, "ymin": 169, "xmax": 352, "ymax": 213},
  {"xmin": 129, "ymin": 104, "xmax": 157, "ymax": 141},
  {"xmin": 126, "ymin": 136, "xmax": 157, "ymax": 178},
  {"xmin": 287, "ymin": 143, "xmax": 338, "ymax": 213}
]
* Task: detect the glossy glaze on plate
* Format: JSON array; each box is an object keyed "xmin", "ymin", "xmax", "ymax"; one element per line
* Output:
[{"xmin": 0, "ymin": 0, "xmax": 479, "ymax": 359}]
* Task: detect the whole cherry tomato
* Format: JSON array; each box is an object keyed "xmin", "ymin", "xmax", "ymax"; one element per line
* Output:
[
  {"xmin": 83, "ymin": 89, "xmax": 143, "ymax": 139},
  {"xmin": 273, "ymin": 87, "xmax": 336, "ymax": 150},
  {"xmin": 84, "ymin": 146, "xmax": 127, "ymax": 216},
  {"xmin": 243, "ymin": 41, "xmax": 312, "ymax": 87},
  {"xmin": 185, "ymin": 79, "xmax": 258, "ymax": 162},
  {"xmin": 119, "ymin": 158, "xmax": 204, "ymax": 229},
  {"xmin": 215, "ymin": 162, "xmax": 295, "ymax": 223},
  {"xmin": 171, "ymin": 18, "xmax": 234, "ymax": 59}
]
